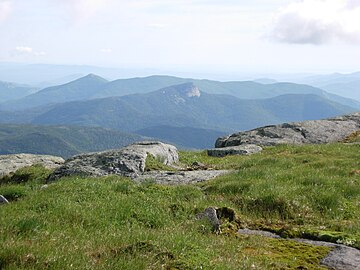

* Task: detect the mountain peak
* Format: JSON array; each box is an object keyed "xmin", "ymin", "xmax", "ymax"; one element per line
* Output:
[{"xmin": 79, "ymin": 73, "xmax": 108, "ymax": 83}]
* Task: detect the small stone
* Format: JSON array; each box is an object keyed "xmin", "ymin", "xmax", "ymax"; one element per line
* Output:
[
  {"xmin": 0, "ymin": 195, "xmax": 9, "ymax": 204},
  {"xmin": 196, "ymin": 207, "xmax": 220, "ymax": 232},
  {"xmin": 191, "ymin": 161, "xmax": 208, "ymax": 170},
  {"xmin": 40, "ymin": 184, "xmax": 49, "ymax": 190}
]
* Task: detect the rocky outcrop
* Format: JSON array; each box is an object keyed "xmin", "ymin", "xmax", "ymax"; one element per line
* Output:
[
  {"xmin": 207, "ymin": 144, "xmax": 262, "ymax": 157},
  {"xmin": 216, "ymin": 112, "xmax": 360, "ymax": 148},
  {"xmin": 47, "ymin": 141, "xmax": 179, "ymax": 181},
  {"xmin": 0, "ymin": 154, "xmax": 65, "ymax": 178}
]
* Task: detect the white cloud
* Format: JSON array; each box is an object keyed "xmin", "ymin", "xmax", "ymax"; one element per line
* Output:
[
  {"xmin": 0, "ymin": 1, "xmax": 11, "ymax": 22},
  {"xmin": 269, "ymin": 0, "xmax": 360, "ymax": 44},
  {"xmin": 15, "ymin": 46, "xmax": 46, "ymax": 56},
  {"xmin": 15, "ymin": 46, "xmax": 33, "ymax": 53}
]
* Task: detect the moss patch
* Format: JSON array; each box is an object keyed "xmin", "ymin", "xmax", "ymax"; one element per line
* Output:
[{"xmin": 343, "ymin": 130, "xmax": 360, "ymax": 143}]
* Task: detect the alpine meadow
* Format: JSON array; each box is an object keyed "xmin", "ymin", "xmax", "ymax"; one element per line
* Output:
[{"xmin": 1, "ymin": 1, "xmax": 360, "ymax": 270}]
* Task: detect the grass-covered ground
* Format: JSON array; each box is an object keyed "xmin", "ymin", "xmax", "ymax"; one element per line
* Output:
[{"xmin": 1, "ymin": 143, "xmax": 359, "ymax": 269}]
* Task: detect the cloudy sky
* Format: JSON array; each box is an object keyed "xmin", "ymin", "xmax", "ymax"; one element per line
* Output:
[{"xmin": 1, "ymin": 0, "xmax": 360, "ymax": 74}]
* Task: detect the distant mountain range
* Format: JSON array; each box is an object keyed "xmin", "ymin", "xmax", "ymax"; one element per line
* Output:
[
  {"xmin": 2, "ymin": 74, "xmax": 108, "ymax": 110},
  {"xmin": 0, "ymin": 83, "xmax": 356, "ymax": 134},
  {"xmin": 0, "ymin": 62, "xmax": 359, "ymax": 102},
  {"xmin": 1, "ymin": 74, "xmax": 359, "ymax": 111},
  {"xmin": 0, "ymin": 81, "xmax": 38, "ymax": 103},
  {"xmin": 318, "ymin": 81, "xmax": 360, "ymax": 102},
  {"xmin": 287, "ymin": 72, "xmax": 360, "ymax": 101},
  {"xmin": 0, "ymin": 124, "xmax": 146, "ymax": 158},
  {"xmin": 0, "ymin": 73, "xmax": 358, "ymax": 151}
]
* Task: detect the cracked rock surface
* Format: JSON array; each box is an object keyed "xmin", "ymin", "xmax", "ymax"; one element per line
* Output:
[{"xmin": 216, "ymin": 112, "xmax": 360, "ymax": 147}]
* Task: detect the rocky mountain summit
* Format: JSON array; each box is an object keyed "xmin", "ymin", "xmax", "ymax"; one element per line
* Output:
[
  {"xmin": 216, "ymin": 112, "xmax": 360, "ymax": 148},
  {"xmin": 0, "ymin": 154, "xmax": 64, "ymax": 177},
  {"xmin": 47, "ymin": 141, "xmax": 178, "ymax": 181}
]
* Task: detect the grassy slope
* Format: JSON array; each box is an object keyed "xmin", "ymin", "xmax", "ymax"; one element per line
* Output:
[
  {"xmin": 0, "ymin": 124, "xmax": 145, "ymax": 158},
  {"xmin": 1, "ymin": 143, "xmax": 360, "ymax": 269}
]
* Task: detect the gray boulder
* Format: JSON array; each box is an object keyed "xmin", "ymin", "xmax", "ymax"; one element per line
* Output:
[
  {"xmin": 207, "ymin": 144, "xmax": 262, "ymax": 157},
  {"xmin": 216, "ymin": 112, "xmax": 360, "ymax": 147},
  {"xmin": 0, "ymin": 154, "xmax": 65, "ymax": 178},
  {"xmin": 47, "ymin": 141, "xmax": 178, "ymax": 181}
]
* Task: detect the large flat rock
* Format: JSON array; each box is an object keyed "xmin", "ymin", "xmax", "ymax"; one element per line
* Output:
[
  {"xmin": 216, "ymin": 112, "xmax": 360, "ymax": 147},
  {"xmin": 0, "ymin": 154, "xmax": 65, "ymax": 178},
  {"xmin": 47, "ymin": 141, "xmax": 179, "ymax": 181},
  {"xmin": 207, "ymin": 144, "xmax": 262, "ymax": 157},
  {"xmin": 134, "ymin": 170, "xmax": 231, "ymax": 185}
]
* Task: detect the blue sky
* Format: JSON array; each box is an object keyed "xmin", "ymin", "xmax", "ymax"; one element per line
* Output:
[{"xmin": 1, "ymin": 0, "xmax": 360, "ymax": 74}]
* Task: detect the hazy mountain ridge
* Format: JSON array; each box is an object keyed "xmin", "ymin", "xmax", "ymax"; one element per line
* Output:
[
  {"xmin": 2, "ymin": 74, "xmax": 359, "ymax": 111},
  {"xmin": 2, "ymin": 74, "xmax": 108, "ymax": 110},
  {"xmin": 320, "ymin": 80, "xmax": 360, "ymax": 101},
  {"xmin": 287, "ymin": 72, "xmax": 360, "ymax": 101},
  {"xmin": 0, "ymin": 81, "xmax": 38, "ymax": 103},
  {"xmin": 1, "ymin": 83, "xmax": 355, "ymax": 135}
]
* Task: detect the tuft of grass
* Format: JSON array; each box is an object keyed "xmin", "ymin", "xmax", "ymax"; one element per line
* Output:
[
  {"xmin": 0, "ymin": 164, "xmax": 52, "ymax": 185},
  {"xmin": 144, "ymin": 153, "xmax": 176, "ymax": 171},
  {"xmin": 0, "ymin": 185, "xmax": 28, "ymax": 201}
]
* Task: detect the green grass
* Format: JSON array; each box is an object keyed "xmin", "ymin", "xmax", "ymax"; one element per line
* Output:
[
  {"xmin": 1, "ymin": 143, "xmax": 360, "ymax": 269},
  {"xmin": 182, "ymin": 144, "xmax": 360, "ymax": 247},
  {"xmin": 144, "ymin": 154, "xmax": 176, "ymax": 172},
  {"xmin": 0, "ymin": 164, "xmax": 52, "ymax": 185}
]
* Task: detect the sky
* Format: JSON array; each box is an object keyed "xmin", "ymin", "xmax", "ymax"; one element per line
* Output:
[{"xmin": 1, "ymin": 0, "xmax": 360, "ymax": 74}]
